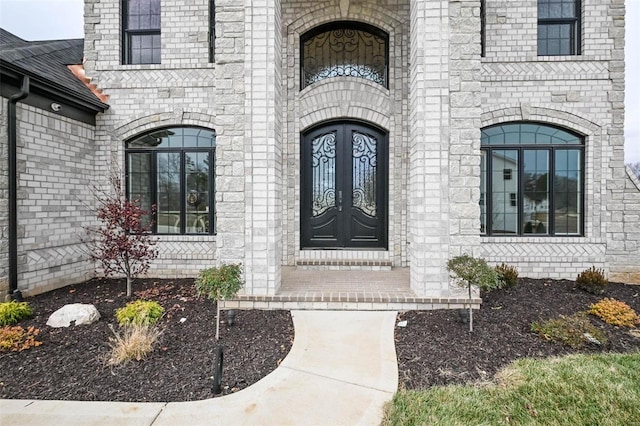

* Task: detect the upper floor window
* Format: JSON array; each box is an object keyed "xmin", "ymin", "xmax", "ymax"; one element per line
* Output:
[
  {"xmin": 537, "ymin": 0, "xmax": 581, "ymax": 56},
  {"xmin": 301, "ymin": 22, "xmax": 388, "ymax": 89},
  {"xmin": 209, "ymin": 0, "xmax": 215, "ymax": 62},
  {"xmin": 126, "ymin": 127, "xmax": 216, "ymax": 235},
  {"xmin": 480, "ymin": 0, "xmax": 486, "ymax": 57},
  {"xmin": 123, "ymin": 0, "xmax": 161, "ymax": 64},
  {"xmin": 480, "ymin": 123, "xmax": 584, "ymax": 237}
]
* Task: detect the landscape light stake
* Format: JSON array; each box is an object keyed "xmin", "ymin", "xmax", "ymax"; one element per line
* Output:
[{"xmin": 212, "ymin": 344, "xmax": 224, "ymax": 394}]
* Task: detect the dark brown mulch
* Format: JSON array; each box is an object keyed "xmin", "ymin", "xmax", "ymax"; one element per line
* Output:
[
  {"xmin": 0, "ymin": 278, "xmax": 294, "ymax": 402},
  {"xmin": 395, "ymin": 278, "xmax": 640, "ymax": 390}
]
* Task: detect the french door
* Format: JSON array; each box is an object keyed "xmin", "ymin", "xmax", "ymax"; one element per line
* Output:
[{"xmin": 301, "ymin": 122, "xmax": 387, "ymax": 249}]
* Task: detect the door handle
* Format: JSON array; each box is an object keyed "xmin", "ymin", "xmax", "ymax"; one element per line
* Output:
[{"xmin": 337, "ymin": 190, "xmax": 343, "ymax": 212}]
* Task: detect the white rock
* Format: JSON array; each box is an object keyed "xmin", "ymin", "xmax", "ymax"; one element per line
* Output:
[
  {"xmin": 46, "ymin": 304, "xmax": 101, "ymax": 328},
  {"xmin": 397, "ymin": 320, "xmax": 408, "ymax": 328}
]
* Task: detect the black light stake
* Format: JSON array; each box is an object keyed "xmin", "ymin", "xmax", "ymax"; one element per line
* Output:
[{"xmin": 212, "ymin": 344, "xmax": 224, "ymax": 394}]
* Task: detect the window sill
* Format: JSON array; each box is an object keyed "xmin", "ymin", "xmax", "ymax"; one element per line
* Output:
[
  {"xmin": 99, "ymin": 63, "xmax": 217, "ymax": 72},
  {"xmin": 480, "ymin": 235, "xmax": 604, "ymax": 244},
  {"xmin": 154, "ymin": 235, "xmax": 216, "ymax": 242}
]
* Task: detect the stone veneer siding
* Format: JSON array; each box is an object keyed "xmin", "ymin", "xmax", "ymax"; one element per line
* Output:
[
  {"xmin": 77, "ymin": 0, "xmax": 638, "ymax": 298},
  {"xmin": 479, "ymin": 0, "xmax": 637, "ymax": 281},
  {"xmin": 0, "ymin": 101, "xmax": 96, "ymax": 296}
]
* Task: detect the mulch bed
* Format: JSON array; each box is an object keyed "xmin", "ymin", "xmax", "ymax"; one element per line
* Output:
[
  {"xmin": 395, "ymin": 278, "xmax": 640, "ymax": 390},
  {"xmin": 0, "ymin": 278, "xmax": 294, "ymax": 402},
  {"xmin": 2, "ymin": 277, "xmax": 639, "ymax": 402}
]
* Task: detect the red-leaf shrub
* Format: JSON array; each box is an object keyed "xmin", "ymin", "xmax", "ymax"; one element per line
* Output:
[{"xmin": 84, "ymin": 172, "xmax": 158, "ymax": 296}]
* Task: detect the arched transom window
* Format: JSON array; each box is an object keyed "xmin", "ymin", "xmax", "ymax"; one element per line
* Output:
[
  {"xmin": 126, "ymin": 127, "xmax": 216, "ymax": 235},
  {"xmin": 480, "ymin": 123, "xmax": 584, "ymax": 236},
  {"xmin": 301, "ymin": 22, "xmax": 388, "ymax": 89}
]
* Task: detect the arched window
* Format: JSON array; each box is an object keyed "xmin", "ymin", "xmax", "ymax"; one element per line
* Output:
[
  {"xmin": 480, "ymin": 123, "xmax": 584, "ymax": 236},
  {"xmin": 126, "ymin": 127, "xmax": 216, "ymax": 235},
  {"xmin": 301, "ymin": 22, "xmax": 388, "ymax": 89}
]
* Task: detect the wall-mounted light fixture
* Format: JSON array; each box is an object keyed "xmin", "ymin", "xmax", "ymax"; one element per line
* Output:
[{"xmin": 50, "ymin": 103, "xmax": 62, "ymax": 112}]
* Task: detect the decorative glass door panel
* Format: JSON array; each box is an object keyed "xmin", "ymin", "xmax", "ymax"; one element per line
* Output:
[{"xmin": 301, "ymin": 122, "xmax": 387, "ymax": 249}]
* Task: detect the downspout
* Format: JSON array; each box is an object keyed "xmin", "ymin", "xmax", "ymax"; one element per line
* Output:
[{"xmin": 7, "ymin": 75, "xmax": 30, "ymax": 301}]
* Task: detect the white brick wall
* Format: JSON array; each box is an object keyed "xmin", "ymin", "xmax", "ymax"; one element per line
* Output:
[
  {"xmin": 0, "ymin": 102, "xmax": 97, "ymax": 295},
  {"xmin": 67, "ymin": 0, "xmax": 637, "ymax": 300}
]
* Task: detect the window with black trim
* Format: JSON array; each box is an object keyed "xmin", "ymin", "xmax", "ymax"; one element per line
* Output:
[
  {"xmin": 301, "ymin": 22, "xmax": 389, "ymax": 89},
  {"xmin": 123, "ymin": 0, "xmax": 161, "ymax": 64},
  {"xmin": 537, "ymin": 0, "xmax": 581, "ymax": 56},
  {"xmin": 126, "ymin": 127, "xmax": 216, "ymax": 235},
  {"xmin": 209, "ymin": 0, "xmax": 215, "ymax": 62},
  {"xmin": 480, "ymin": 123, "xmax": 584, "ymax": 236},
  {"xmin": 480, "ymin": 0, "xmax": 486, "ymax": 57}
]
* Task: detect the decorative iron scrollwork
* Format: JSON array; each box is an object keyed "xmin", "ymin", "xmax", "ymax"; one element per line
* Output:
[
  {"xmin": 302, "ymin": 25, "xmax": 388, "ymax": 89},
  {"xmin": 352, "ymin": 131, "xmax": 377, "ymax": 217},
  {"xmin": 311, "ymin": 132, "xmax": 337, "ymax": 217}
]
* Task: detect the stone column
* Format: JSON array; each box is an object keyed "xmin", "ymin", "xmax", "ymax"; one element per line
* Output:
[
  {"xmin": 243, "ymin": 0, "xmax": 283, "ymax": 295},
  {"xmin": 215, "ymin": 2, "xmax": 247, "ymax": 266},
  {"xmin": 408, "ymin": 0, "xmax": 481, "ymax": 297}
]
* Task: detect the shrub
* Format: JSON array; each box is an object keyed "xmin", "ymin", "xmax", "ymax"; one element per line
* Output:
[
  {"xmin": 576, "ymin": 266, "xmax": 607, "ymax": 295},
  {"xmin": 106, "ymin": 324, "xmax": 162, "ymax": 366},
  {"xmin": 115, "ymin": 300, "xmax": 164, "ymax": 326},
  {"xmin": 84, "ymin": 172, "xmax": 158, "ymax": 297},
  {"xmin": 0, "ymin": 301, "xmax": 33, "ymax": 326},
  {"xmin": 447, "ymin": 254, "xmax": 502, "ymax": 332},
  {"xmin": 195, "ymin": 264, "xmax": 244, "ymax": 340},
  {"xmin": 588, "ymin": 298, "xmax": 639, "ymax": 328},
  {"xmin": 531, "ymin": 313, "xmax": 608, "ymax": 349},
  {"xmin": 0, "ymin": 326, "xmax": 42, "ymax": 352},
  {"xmin": 495, "ymin": 263, "xmax": 519, "ymax": 288},
  {"xmin": 195, "ymin": 264, "xmax": 244, "ymax": 301}
]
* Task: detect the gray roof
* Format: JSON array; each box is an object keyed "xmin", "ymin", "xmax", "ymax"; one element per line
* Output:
[{"xmin": 0, "ymin": 28, "xmax": 108, "ymax": 111}]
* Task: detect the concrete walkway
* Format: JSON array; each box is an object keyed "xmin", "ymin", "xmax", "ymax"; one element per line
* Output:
[{"xmin": 0, "ymin": 311, "xmax": 398, "ymax": 426}]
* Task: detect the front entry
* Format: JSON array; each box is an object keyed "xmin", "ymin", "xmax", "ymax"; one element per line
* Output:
[{"xmin": 301, "ymin": 121, "xmax": 388, "ymax": 249}]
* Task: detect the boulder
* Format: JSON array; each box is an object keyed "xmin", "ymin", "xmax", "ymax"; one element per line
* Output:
[{"xmin": 46, "ymin": 303, "xmax": 101, "ymax": 328}]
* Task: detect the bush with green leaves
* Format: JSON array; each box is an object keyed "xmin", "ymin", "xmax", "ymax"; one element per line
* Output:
[
  {"xmin": 0, "ymin": 301, "xmax": 33, "ymax": 326},
  {"xmin": 115, "ymin": 300, "xmax": 164, "ymax": 326},
  {"xmin": 495, "ymin": 263, "xmax": 518, "ymax": 288},
  {"xmin": 195, "ymin": 264, "xmax": 244, "ymax": 302},
  {"xmin": 447, "ymin": 254, "xmax": 502, "ymax": 332},
  {"xmin": 576, "ymin": 266, "xmax": 608, "ymax": 295},
  {"xmin": 531, "ymin": 313, "xmax": 608, "ymax": 349},
  {"xmin": 195, "ymin": 263, "xmax": 244, "ymax": 340}
]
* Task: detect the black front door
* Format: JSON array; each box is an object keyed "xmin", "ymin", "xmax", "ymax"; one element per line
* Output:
[{"xmin": 301, "ymin": 122, "xmax": 387, "ymax": 249}]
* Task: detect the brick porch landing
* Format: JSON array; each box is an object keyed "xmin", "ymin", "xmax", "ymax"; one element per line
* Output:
[{"xmin": 220, "ymin": 267, "xmax": 481, "ymax": 311}]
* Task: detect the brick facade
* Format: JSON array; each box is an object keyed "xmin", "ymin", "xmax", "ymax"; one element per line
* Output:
[
  {"xmin": 4, "ymin": 0, "xmax": 636, "ymax": 299},
  {"xmin": 0, "ymin": 102, "xmax": 96, "ymax": 296}
]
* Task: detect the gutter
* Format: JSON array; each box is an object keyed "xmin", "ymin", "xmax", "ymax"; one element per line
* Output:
[{"xmin": 7, "ymin": 75, "xmax": 30, "ymax": 301}]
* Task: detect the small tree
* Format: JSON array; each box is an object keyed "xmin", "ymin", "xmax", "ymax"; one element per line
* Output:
[
  {"xmin": 447, "ymin": 254, "xmax": 501, "ymax": 332},
  {"xmin": 85, "ymin": 172, "xmax": 158, "ymax": 297},
  {"xmin": 195, "ymin": 264, "xmax": 244, "ymax": 341}
]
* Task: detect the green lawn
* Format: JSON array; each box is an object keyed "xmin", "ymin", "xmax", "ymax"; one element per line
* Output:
[{"xmin": 383, "ymin": 352, "xmax": 640, "ymax": 426}]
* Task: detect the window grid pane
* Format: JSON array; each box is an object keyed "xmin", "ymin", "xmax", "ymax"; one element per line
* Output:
[
  {"xmin": 127, "ymin": 128, "xmax": 216, "ymax": 236},
  {"xmin": 537, "ymin": 0, "xmax": 579, "ymax": 56},
  {"xmin": 185, "ymin": 152, "xmax": 210, "ymax": 234},
  {"xmin": 554, "ymin": 149, "xmax": 582, "ymax": 235},
  {"xmin": 156, "ymin": 152, "xmax": 181, "ymax": 234},
  {"xmin": 481, "ymin": 123, "xmax": 583, "ymax": 237},
  {"xmin": 127, "ymin": 153, "xmax": 153, "ymax": 228},
  {"xmin": 124, "ymin": 0, "xmax": 161, "ymax": 64},
  {"xmin": 480, "ymin": 151, "xmax": 487, "ymax": 234},
  {"xmin": 491, "ymin": 150, "xmax": 519, "ymax": 235},
  {"xmin": 523, "ymin": 150, "xmax": 550, "ymax": 235}
]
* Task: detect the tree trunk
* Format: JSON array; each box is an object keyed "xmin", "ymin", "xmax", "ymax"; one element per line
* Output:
[
  {"xmin": 215, "ymin": 302, "xmax": 220, "ymax": 341},
  {"xmin": 126, "ymin": 275, "xmax": 132, "ymax": 297},
  {"xmin": 468, "ymin": 283, "xmax": 473, "ymax": 332}
]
